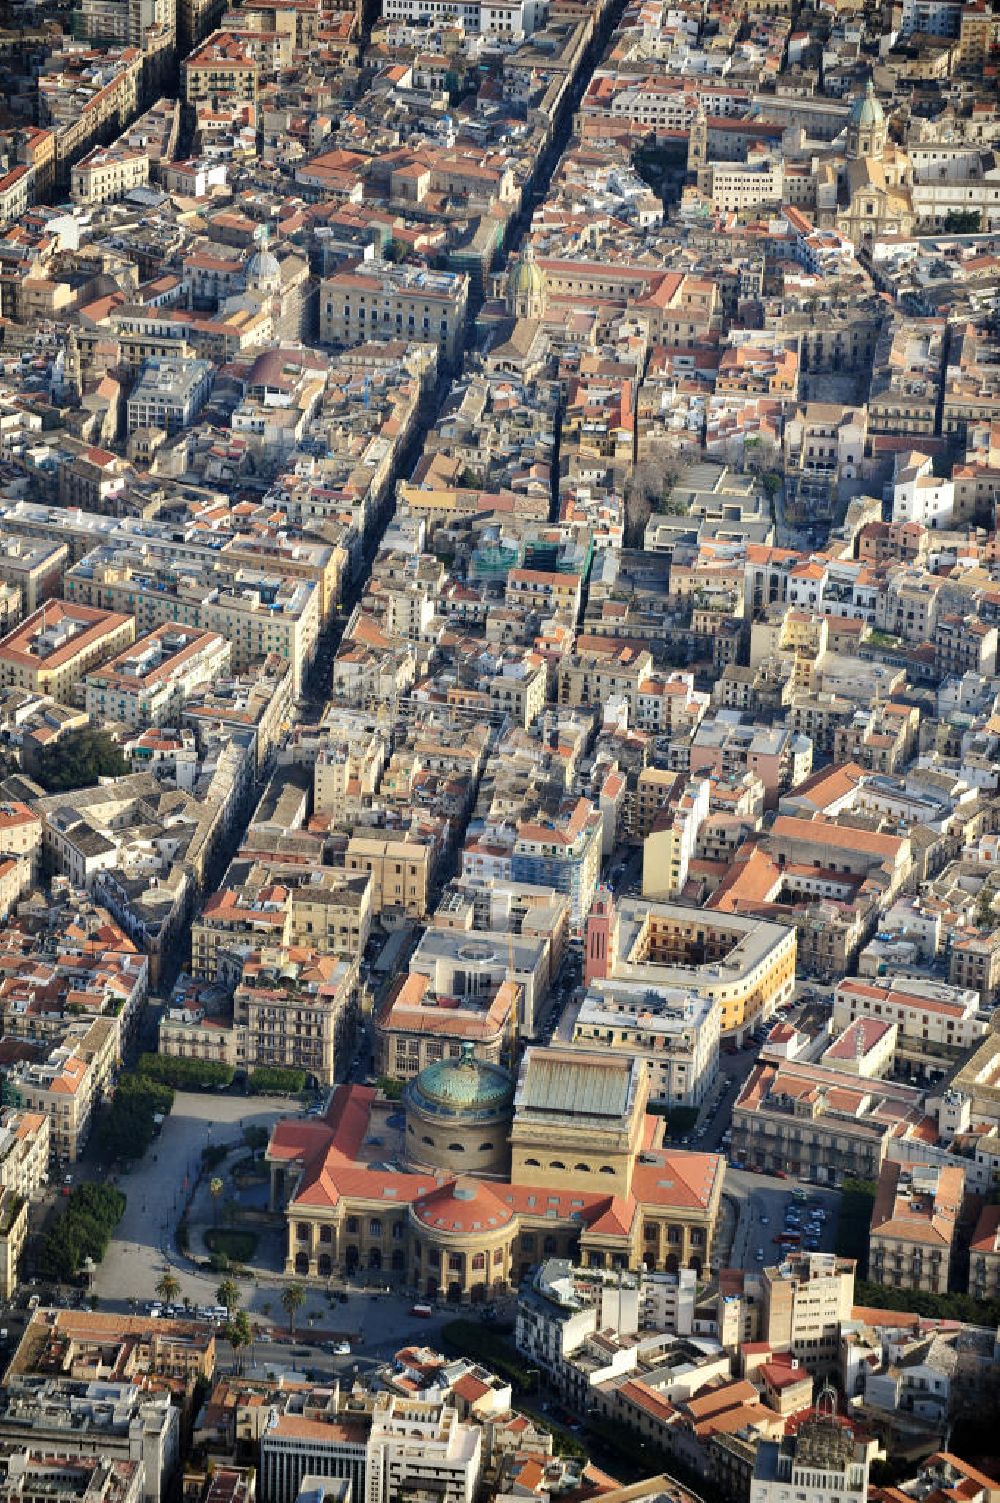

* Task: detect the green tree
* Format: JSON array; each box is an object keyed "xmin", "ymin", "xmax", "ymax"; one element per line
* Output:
[
  {"xmin": 36, "ymin": 729, "xmax": 128, "ymax": 793},
  {"xmin": 281, "ymin": 1282, "xmax": 306, "ymax": 1334},
  {"xmin": 209, "ymin": 1177, "xmax": 224, "ymax": 1226},
  {"xmin": 96, "ymin": 1073, "xmax": 174, "ymax": 1162},
  {"xmin": 944, "ymin": 208, "xmax": 982, "ymax": 234},
  {"xmin": 137, "ymin": 1054, "xmax": 235, "ymax": 1090},
  {"xmin": 226, "ymin": 1308, "xmax": 253, "ymax": 1374},
  {"xmin": 156, "ymin": 1271, "xmax": 181, "ymax": 1304},
  {"xmin": 248, "ymin": 1067, "xmax": 307, "ymax": 1095},
  {"xmin": 217, "ymin": 1277, "xmax": 240, "ymax": 1316},
  {"xmin": 38, "ymin": 1184, "xmax": 126, "ymax": 1282},
  {"xmin": 243, "ymin": 1125, "xmax": 269, "ymax": 1154}
]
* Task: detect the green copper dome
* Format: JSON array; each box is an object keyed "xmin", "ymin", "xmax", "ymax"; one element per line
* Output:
[
  {"xmin": 849, "ymin": 80, "xmax": 884, "ymax": 130},
  {"xmin": 408, "ymin": 1043, "xmax": 514, "ymax": 1120}
]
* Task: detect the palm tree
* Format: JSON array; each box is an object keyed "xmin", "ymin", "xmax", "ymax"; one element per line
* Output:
[
  {"xmin": 226, "ymin": 1309, "xmax": 253, "ymax": 1374},
  {"xmin": 217, "ymin": 1278, "xmax": 240, "ymax": 1316},
  {"xmin": 281, "ymin": 1282, "xmax": 305, "ymax": 1335},
  {"xmin": 209, "ymin": 1177, "xmax": 224, "ymax": 1227},
  {"xmin": 156, "ymin": 1272, "xmax": 181, "ymax": 1305}
]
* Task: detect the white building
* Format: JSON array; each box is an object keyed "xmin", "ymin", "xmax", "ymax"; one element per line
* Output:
[
  {"xmin": 891, "ymin": 451, "xmax": 955, "ymax": 529},
  {"xmin": 260, "ymin": 1411, "xmax": 368, "ymax": 1503},
  {"xmin": 380, "ymin": 0, "xmax": 545, "ymax": 36},
  {"xmin": 85, "ymin": 625, "xmax": 231, "ymax": 729},
  {"xmin": 750, "ymin": 1404, "xmax": 869, "ymax": 1503},
  {"xmin": 126, "ymin": 358, "xmax": 214, "ymax": 435},
  {"xmin": 571, "ymin": 978, "xmax": 719, "ymax": 1108},
  {"xmin": 366, "ymin": 1397, "xmax": 481, "ymax": 1503},
  {"xmin": 834, "ymin": 976, "xmax": 988, "ymax": 1053}
]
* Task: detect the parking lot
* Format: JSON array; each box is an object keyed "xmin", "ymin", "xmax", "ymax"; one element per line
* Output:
[{"xmin": 725, "ymin": 1167, "xmax": 840, "ymax": 1272}]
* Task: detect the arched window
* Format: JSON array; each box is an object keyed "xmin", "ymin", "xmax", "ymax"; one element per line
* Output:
[
  {"xmin": 524, "ymin": 1157, "xmax": 540, "ymax": 1166},
  {"xmin": 479, "ymin": 1142, "xmax": 493, "ymax": 1152},
  {"xmin": 550, "ymin": 1160, "xmax": 566, "ymax": 1170},
  {"xmin": 422, "ymin": 1135, "xmax": 433, "ymax": 1145},
  {"xmin": 599, "ymin": 1166, "xmax": 615, "ymax": 1175},
  {"xmin": 574, "ymin": 1162, "xmax": 590, "ymax": 1172},
  {"xmin": 448, "ymin": 1142, "xmax": 465, "ymax": 1152}
]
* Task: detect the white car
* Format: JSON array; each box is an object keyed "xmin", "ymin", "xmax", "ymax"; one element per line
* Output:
[
  {"xmin": 333, "ymin": 1340, "xmax": 351, "ymax": 1355},
  {"xmin": 755, "ymin": 1248, "xmax": 765, "ymax": 1262}
]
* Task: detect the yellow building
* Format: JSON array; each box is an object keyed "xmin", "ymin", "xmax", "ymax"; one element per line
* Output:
[
  {"xmin": 505, "ymin": 568, "xmax": 582, "ymax": 619},
  {"xmin": 267, "ymin": 1044, "xmax": 724, "ymax": 1299},
  {"xmin": 0, "ymin": 601, "xmax": 135, "ymax": 701},
  {"xmin": 0, "ymin": 1109, "xmax": 50, "ymax": 1202},
  {"xmin": 585, "ymin": 892, "xmax": 796, "ymax": 1041},
  {"xmin": 7, "ymin": 1018, "xmax": 118, "ymax": 1165},
  {"xmin": 869, "ymin": 1161, "xmax": 963, "ymax": 1295},
  {"xmin": 0, "ymin": 1189, "xmax": 29, "ymax": 1299},
  {"xmin": 346, "ymin": 834, "xmax": 432, "ymax": 919},
  {"xmin": 70, "ymin": 144, "xmax": 149, "ymax": 204},
  {"xmin": 182, "ymin": 31, "xmax": 259, "ymax": 105}
]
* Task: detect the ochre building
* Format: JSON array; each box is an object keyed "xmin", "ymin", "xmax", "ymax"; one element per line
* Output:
[{"xmin": 267, "ymin": 1044, "xmax": 723, "ymax": 1302}]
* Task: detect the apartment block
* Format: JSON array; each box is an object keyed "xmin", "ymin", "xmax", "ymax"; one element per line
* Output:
[
  {"xmin": 233, "ymin": 948, "xmax": 358, "ymax": 1087},
  {"xmin": 0, "ymin": 601, "xmax": 135, "ymax": 701},
  {"xmin": 346, "ymin": 834, "xmax": 432, "ymax": 919},
  {"xmin": 126, "ymin": 356, "xmax": 214, "ymax": 435},
  {"xmin": 85, "ymin": 624, "xmax": 231, "ymax": 728},
  {"xmin": 571, "ymin": 977, "xmax": 719, "ymax": 1108},
  {"xmin": 367, "ymin": 1395, "xmax": 482, "ymax": 1503},
  {"xmin": 70, "ymin": 144, "xmax": 149, "ymax": 204},
  {"xmin": 321, "ymin": 263, "xmax": 469, "ymax": 366},
  {"xmin": 868, "ymin": 1161, "xmax": 964, "ymax": 1294},
  {"xmin": 65, "ymin": 549, "xmax": 320, "ymax": 693},
  {"xmin": 732, "ymin": 1056, "xmax": 923, "ymax": 1185},
  {"xmin": 761, "ymin": 1252, "xmax": 855, "ymax": 1374},
  {"xmin": 968, "ymin": 1203, "xmax": 1000, "ymax": 1301}
]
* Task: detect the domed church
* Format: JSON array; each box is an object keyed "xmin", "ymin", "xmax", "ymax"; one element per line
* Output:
[
  {"xmin": 506, "ymin": 241, "xmax": 548, "ymax": 321},
  {"xmin": 813, "ymin": 80, "xmax": 915, "ymax": 245},
  {"xmin": 268, "ymin": 1043, "xmax": 723, "ymax": 1303}
]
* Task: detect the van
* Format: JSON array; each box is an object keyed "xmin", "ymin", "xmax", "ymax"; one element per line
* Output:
[{"xmin": 411, "ymin": 1304, "xmax": 433, "ymax": 1318}]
